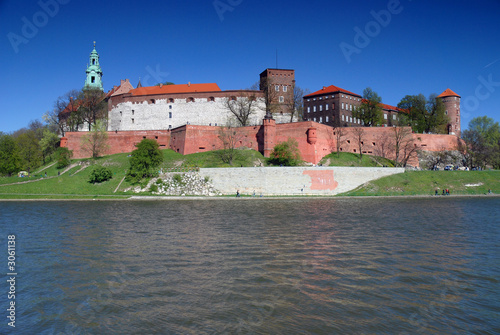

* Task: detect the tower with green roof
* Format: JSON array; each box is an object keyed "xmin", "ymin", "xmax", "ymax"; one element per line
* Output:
[{"xmin": 84, "ymin": 42, "xmax": 103, "ymax": 91}]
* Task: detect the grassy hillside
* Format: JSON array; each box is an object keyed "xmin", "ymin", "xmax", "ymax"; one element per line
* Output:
[
  {"xmin": 320, "ymin": 152, "xmax": 395, "ymax": 167},
  {"xmin": 0, "ymin": 148, "xmax": 266, "ymax": 198},
  {"xmin": 342, "ymin": 170, "xmax": 500, "ymax": 196}
]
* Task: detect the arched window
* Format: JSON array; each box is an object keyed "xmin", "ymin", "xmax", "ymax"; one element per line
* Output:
[
  {"xmin": 168, "ymin": 98, "xmax": 174, "ymax": 103},
  {"xmin": 208, "ymin": 97, "xmax": 215, "ymax": 102},
  {"xmin": 187, "ymin": 97, "xmax": 194, "ymax": 102}
]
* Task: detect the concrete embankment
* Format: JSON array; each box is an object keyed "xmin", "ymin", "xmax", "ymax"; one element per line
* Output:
[{"xmin": 198, "ymin": 167, "xmax": 405, "ymax": 196}]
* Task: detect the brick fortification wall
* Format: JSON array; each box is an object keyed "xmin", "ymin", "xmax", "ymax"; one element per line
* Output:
[
  {"xmin": 62, "ymin": 130, "xmax": 171, "ymax": 158},
  {"xmin": 61, "ymin": 120, "xmax": 462, "ymax": 167}
]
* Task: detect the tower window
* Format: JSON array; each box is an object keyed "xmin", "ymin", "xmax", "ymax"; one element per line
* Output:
[
  {"xmin": 283, "ymin": 86, "xmax": 288, "ymax": 92},
  {"xmin": 279, "ymin": 96, "xmax": 284, "ymax": 103},
  {"xmin": 275, "ymin": 85, "xmax": 280, "ymax": 92},
  {"xmin": 92, "ymin": 59, "xmax": 95, "ymax": 65},
  {"xmin": 169, "ymin": 112, "xmax": 172, "ymax": 118},
  {"xmin": 91, "ymin": 76, "xmax": 95, "ymax": 83}
]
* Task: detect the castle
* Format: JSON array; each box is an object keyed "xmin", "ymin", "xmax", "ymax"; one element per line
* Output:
[{"xmin": 60, "ymin": 45, "xmax": 462, "ymax": 167}]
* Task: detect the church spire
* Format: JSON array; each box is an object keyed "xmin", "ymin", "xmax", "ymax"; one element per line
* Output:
[{"xmin": 84, "ymin": 42, "xmax": 103, "ymax": 91}]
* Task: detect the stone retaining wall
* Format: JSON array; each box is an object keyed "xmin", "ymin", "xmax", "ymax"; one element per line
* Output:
[{"xmin": 199, "ymin": 166, "xmax": 405, "ymax": 195}]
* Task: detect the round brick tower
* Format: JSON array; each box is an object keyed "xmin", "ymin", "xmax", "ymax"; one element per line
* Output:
[{"xmin": 437, "ymin": 88, "xmax": 461, "ymax": 136}]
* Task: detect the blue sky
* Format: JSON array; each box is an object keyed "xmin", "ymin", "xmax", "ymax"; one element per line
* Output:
[{"xmin": 1, "ymin": 0, "xmax": 499, "ymax": 133}]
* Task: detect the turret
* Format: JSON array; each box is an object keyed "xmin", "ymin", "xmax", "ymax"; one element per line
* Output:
[
  {"xmin": 84, "ymin": 41, "xmax": 103, "ymax": 91},
  {"xmin": 437, "ymin": 88, "xmax": 461, "ymax": 136}
]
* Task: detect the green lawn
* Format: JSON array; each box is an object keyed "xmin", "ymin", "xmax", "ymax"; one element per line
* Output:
[
  {"xmin": 0, "ymin": 148, "xmax": 267, "ymax": 198},
  {"xmin": 342, "ymin": 170, "xmax": 500, "ymax": 196},
  {"xmin": 320, "ymin": 152, "xmax": 395, "ymax": 167}
]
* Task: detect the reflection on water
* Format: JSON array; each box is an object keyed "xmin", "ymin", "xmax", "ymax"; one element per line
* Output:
[{"xmin": 1, "ymin": 198, "xmax": 499, "ymax": 334}]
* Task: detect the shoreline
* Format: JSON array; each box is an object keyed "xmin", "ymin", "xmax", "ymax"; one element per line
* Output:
[{"xmin": 0, "ymin": 193, "xmax": 498, "ymax": 201}]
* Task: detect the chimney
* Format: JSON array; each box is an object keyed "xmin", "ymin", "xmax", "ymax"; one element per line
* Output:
[
  {"xmin": 188, "ymin": 82, "xmax": 191, "ymax": 87},
  {"xmin": 159, "ymin": 83, "xmax": 163, "ymax": 88},
  {"xmin": 323, "ymin": 86, "xmax": 326, "ymax": 90}
]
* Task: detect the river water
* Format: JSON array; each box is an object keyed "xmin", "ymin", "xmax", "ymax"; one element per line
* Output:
[{"xmin": 1, "ymin": 198, "xmax": 499, "ymax": 334}]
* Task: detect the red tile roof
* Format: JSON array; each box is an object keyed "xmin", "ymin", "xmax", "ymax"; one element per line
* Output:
[
  {"xmin": 437, "ymin": 88, "xmax": 460, "ymax": 98},
  {"xmin": 360, "ymin": 99, "xmax": 407, "ymax": 114},
  {"xmin": 130, "ymin": 83, "xmax": 221, "ymax": 96},
  {"xmin": 304, "ymin": 85, "xmax": 361, "ymax": 98}
]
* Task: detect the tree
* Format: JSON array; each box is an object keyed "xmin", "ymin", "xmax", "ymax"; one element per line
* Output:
[
  {"xmin": 258, "ymin": 76, "xmax": 281, "ymax": 117},
  {"xmin": 426, "ymin": 94, "xmax": 449, "ymax": 134},
  {"xmin": 462, "ymin": 116, "xmax": 500, "ymax": 169},
  {"xmin": 284, "ymin": 85, "xmax": 309, "ymax": 122},
  {"xmin": 127, "ymin": 138, "xmax": 164, "ymax": 182},
  {"xmin": 397, "ymin": 94, "xmax": 427, "ymax": 133},
  {"xmin": 392, "ymin": 127, "xmax": 420, "ymax": 167},
  {"xmin": 216, "ymin": 126, "xmax": 242, "ymax": 165},
  {"xmin": 332, "ymin": 127, "xmax": 346, "ymax": 158},
  {"xmin": 0, "ymin": 133, "xmax": 21, "ymax": 176},
  {"xmin": 80, "ymin": 120, "xmax": 109, "ymax": 158},
  {"xmin": 39, "ymin": 129, "xmax": 60, "ymax": 164},
  {"xmin": 88, "ymin": 166, "xmax": 113, "ymax": 184},
  {"xmin": 78, "ymin": 88, "xmax": 107, "ymax": 131},
  {"xmin": 44, "ymin": 89, "xmax": 80, "ymax": 135},
  {"xmin": 397, "ymin": 94, "xmax": 449, "ymax": 134},
  {"xmin": 54, "ymin": 147, "xmax": 72, "ymax": 169},
  {"xmin": 351, "ymin": 127, "xmax": 366, "ymax": 159},
  {"xmin": 222, "ymin": 93, "xmax": 259, "ymax": 127},
  {"xmin": 353, "ymin": 87, "xmax": 383, "ymax": 126},
  {"xmin": 268, "ymin": 138, "xmax": 301, "ymax": 166},
  {"xmin": 16, "ymin": 130, "xmax": 42, "ymax": 172}
]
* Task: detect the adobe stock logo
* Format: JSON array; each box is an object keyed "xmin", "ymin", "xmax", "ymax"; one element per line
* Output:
[
  {"xmin": 339, "ymin": 0, "xmax": 410, "ymax": 64},
  {"xmin": 7, "ymin": 0, "xmax": 70, "ymax": 54},
  {"xmin": 213, "ymin": 0, "xmax": 243, "ymax": 22}
]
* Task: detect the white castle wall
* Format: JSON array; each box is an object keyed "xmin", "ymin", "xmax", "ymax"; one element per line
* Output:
[
  {"xmin": 199, "ymin": 166, "xmax": 405, "ymax": 195},
  {"xmin": 108, "ymin": 97, "xmax": 293, "ymax": 131}
]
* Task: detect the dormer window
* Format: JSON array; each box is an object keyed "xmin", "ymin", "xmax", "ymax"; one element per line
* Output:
[{"xmin": 92, "ymin": 59, "xmax": 95, "ymax": 65}]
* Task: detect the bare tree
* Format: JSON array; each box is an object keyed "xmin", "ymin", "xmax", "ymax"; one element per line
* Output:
[
  {"xmin": 284, "ymin": 85, "xmax": 309, "ymax": 122},
  {"xmin": 80, "ymin": 120, "xmax": 109, "ymax": 158},
  {"xmin": 43, "ymin": 89, "xmax": 80, "ymax": 135},
  {"xmin": 222, "ymin": 93, "xmax": 259, "ymax": 127},
  {"xmin": 374, "ymin": 134, "xmax": 392, "ymax": 159},
  {"xmin": 392, "ymin": 127, "xmax": 420, "ymax": 167},
  {"xmin": 351, "ymin": 127, "xmax": 366, "ymax": 159},
  {"xmin": 78, "ymin": 88, "xmax": 107, "ymax": 131},
  {"xmin": 216, "ymin": 126, "xmax": 243, "ymax": 165},
  {"xmin": 332, "ymin": 126, "xmax": 346, "ymax": 158},
  {"xmin": 258, "ymin": 76, "xmax": 281, "ymax": 117}
]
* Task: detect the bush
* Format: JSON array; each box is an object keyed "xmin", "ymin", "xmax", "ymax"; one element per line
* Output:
[
  {"xmin": 149, "ymin": 184, "xmax": 158, "ymax": 193},
  {"xmin": 126, "ymin": 139, "xmax": 163, "ymax": 183},
  {"xmin": 88, "ymin": 166, "xmax": 113, "ymax": 183},
  {"xmin": 173, "ymin": 174, "xmax": 183, "ymax": 185},
  {"xmin": 268, "ymin": 138, "xmax": 301, "ymax": 166},
  {"xmin": 55, "ymin": 147, "xmax": 72, "ymax": 169}
]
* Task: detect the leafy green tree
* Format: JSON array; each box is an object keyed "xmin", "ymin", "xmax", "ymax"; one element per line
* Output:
[
  {"xmin": 0, "ymin": 133, "xmax": 21, "ymax": 176},
  {"xmin": 80, "ymin": 120, "xmax": 109, "ymax": 158},
  {"xmin": 39, "ymin": 129, "xmax": 60, "ymax": 164},
  {"xmin": 216, "ymin": 126, "xmax": 241, "ymax": 165},
  {"xmin": 54, "ymin": 147, "xmax": 72, "ymax": 169},
  {"xmin": 397, "ymin": 94, "xmax": 427, "ymax": 133},
  {"xmin": 462, "ymin": 116, "xmax": 500, "ymax": 169},
  {"xmin": 397, "ymin": 94, "xmax": 449, "ymax": 134},
  {"xmin": 88, "ymin": 166, "xmax": 113, "ymax": 183},
  {"xmin": 127, "ymin": 139, "xmax": 164, "ymax": 183},
  {"xmin": 16, "ymin": 130, "xmax": 42, "ymax": 172},
  {"xmin": 268, "ymin": 138, "xmax": 301, "ymax": 166},
  {"xmin": 353, "ymin": 87, "xmax": 383, "ymax": 126}
]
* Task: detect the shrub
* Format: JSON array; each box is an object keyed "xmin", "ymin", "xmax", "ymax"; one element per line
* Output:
[
  {"xmin": 268, "ymin": 138, "xmax": 301, "ymax": 166},
  {"xmin": 149, "ymin": 184, "xmax": 158, "ymax": 193},
  {"xmin": 55, "ymin": 147, "xmax": 72, "ymax": 169},
  {"xmin": 126, "ymin": 139, "xmax": 163, "ymax": 183},
  {"xmin": 88, "ymin": 166, "xmax": 112, "ymax": 184},
  {"xmin": 173, "ymin": 174, "xmax": 183, "ymax": 184}
]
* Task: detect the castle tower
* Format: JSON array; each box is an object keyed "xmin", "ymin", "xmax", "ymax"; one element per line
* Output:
[
  {"xmin": 84, "ymin": 42, "xmax": 103, "ymax": 91},
  {"xmin": 259, "ymin": 68, "xmax": 295, "ymax": 115},
  {"xmin": 437, "ymin": 88, "xmax": 461, "ymax": 136}
]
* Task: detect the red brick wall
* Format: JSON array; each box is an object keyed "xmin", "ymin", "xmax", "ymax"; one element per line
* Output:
[
  {"xmin": 61, "ymin": 121, "xmax": 462, "ymax": 167},
  {"xmin": 61, "ymin": 130, "xmax": 171, "ymax": 159}
]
